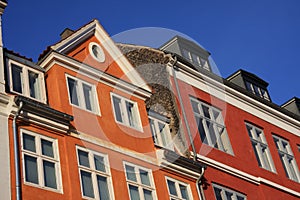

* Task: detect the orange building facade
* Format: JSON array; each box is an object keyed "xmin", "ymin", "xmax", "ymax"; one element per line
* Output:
[{"xmin": 0, "ymin": 2, "xmax": 299, "ymax": 200}]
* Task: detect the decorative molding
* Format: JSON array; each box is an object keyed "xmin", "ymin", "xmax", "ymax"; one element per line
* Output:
[{"xmin": 197, "ymin": 155, "xmax": 300, "ymax": 197}]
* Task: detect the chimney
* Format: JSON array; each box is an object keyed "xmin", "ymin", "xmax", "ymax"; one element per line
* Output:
[
  {"xmin": 0, "ymin": 0, "xmax": 7, "ymax": 93},
  {"xmin": 60, "ymin": 28, "xmax": 75, "ymax": 40}
]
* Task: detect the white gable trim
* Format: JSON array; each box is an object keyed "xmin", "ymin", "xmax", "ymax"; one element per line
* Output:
[
  {"xmin": 50, "ymin": 20, "xmax": 151, "ymax": 92},
  {"xmin": 39, "ymin": 51, "xmax": 151, "ymax": 100}
]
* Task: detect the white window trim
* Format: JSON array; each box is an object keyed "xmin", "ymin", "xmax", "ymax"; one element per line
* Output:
[
  {"xmin": 89, "ymin": 42, "xmax": 106, "ymax": 63},
  {"xmin": 76, "ymin": 146, "xmax": 115, "ymax": 200},
  {"xmin": 20, "ymin": 129, "xmax": 63, "ymax": 193},
  {"xmin": 190, "ymin": 97, "xmax": 233, "ymax": 154},
  {"xmin": 123, "ymin": 161, "xmax": 157, "ymax": 200},
  {"xmin": 273, "ymin": 135, "xmax": 300, "ymax": 182},
  {"xmin": 245, "ymin": 81, "xmax": 270, "ymax": 101},
  {"xmin": 165, "ymin": 176, "xmax": 193, "ymax": 200},
  {"xmin": 149, "ymin": 116, "xmax": 173, "ymax": 150},
  {"xmin": 7, "ymin": 59, "xmax": 46, "ymax": 103},
  {"xmin": 245, "ymin": 123, "xmax": 276, "ymax": 172},
  {"xmin": 110, "ymin": 92, "xmax": 142, "ymax": 131},
  {"xmin": 65, "ymin": 74, "xmax": 100, "ymax": 115},
  {"xmin": 212, "ymin": 183, "xmax": 246, "ymax": 200}
]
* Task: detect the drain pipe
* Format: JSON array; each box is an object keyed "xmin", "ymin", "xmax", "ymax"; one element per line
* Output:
[
  {"xmin": 13, "ymin": 101, "xmax": 23, "ymax": 200},
  {"xmin": 170, "ymin": 56, "xmax": 206, "ymax": 200}
]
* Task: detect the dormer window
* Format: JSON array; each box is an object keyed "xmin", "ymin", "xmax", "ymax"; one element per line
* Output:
[
  {"xmin": 8, "ymin": 59, "xmax": 46, "ymax": 103},
  {"xmin": 245, "ymin": 81, "xmax": 270, "ymax": 101},
  {"xmin": 182, "ymin": 48, "xmax": 209, "ymax": 70}
]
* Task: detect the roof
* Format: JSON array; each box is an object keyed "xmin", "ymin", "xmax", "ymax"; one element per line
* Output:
[
  {"xmin": 227, "ymin": 69, "xmax": 269, "ymax": 87},
  {"xmin": 4, "ymin": 49, "xmax": 45, "ymax": 72}
]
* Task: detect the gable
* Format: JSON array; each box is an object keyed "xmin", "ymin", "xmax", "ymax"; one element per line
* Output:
[{"xmin": 41, "ymin": 19, "xmax": 151, "ymax": 92}]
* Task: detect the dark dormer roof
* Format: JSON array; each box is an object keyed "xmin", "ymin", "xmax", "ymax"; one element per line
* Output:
[
  {"xmin": 4, "ymin": 49, "xmax": 45, "ymax": 72},
  {"xmin": 281, "ymin": 97, "xmax": 300, "ymax": 117},
  {"xmin": 227, "ymin": 69, "xmax": 269, "ymax": 87}
]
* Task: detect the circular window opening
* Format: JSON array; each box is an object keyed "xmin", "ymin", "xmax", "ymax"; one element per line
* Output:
[{"xmin": 89, "ymin": 42, "xmax": 105, "ymax": 62}]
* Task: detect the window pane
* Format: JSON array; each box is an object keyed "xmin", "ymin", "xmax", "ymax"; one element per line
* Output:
[
  {"xmin": 129, "ymin": 185, "xmax": 140, "ymax": 200},
  {"xmin": 94, "ymin": 155, "xmax": 106, "ymax": 172},
  {"xmin": 149, "ymin": 119, "xmax": 158, "ymax": 144},
  {"xmin": 126, "ymin": 101, "xmax": 136, "ymax": 127},
  {"xmin": 24, "ymin": 155, "xmax": 38, "ymax": 184},
  {"xmin": 139, "ymin": 169, "xmax": 150, "ymax": 186},
  {"xmin": 80, "ymin": 170, "xmax": 94, "ymax": 198},
  {"xmin": 23, "ymin": 134, "xmax": 36, "ymax": 152},
  {"xmin": 125, "ymin": 165, "xmax": 136, "ymax": 182},
  {"xmin": 67, "ymin": 78, "xmax": 79, "ymax": 106},
  {"xmin": 179, "ymin": 184, "xmax": 189, "ymax": 200},
  {"xmin": 213, "ymin": 187, "xmax": 222, "ymax": 200},
  {"xmin": 167, "ymin": 180, "xmax": 177, "ymax": 196},
  {"xmin": 83, "ymin": 83, "xmax": 93, "ymax": 111},
  {"xmin": 196, "ymin": 116, "xmax": 207, "ymax": 144},
  {"xmin": 97, "ymin": 175, "xmax": 110, "ymax": 200},
  {"xmin": 158, "ymin": 122, "xmax": 167, "ymax": 147},
  {"xmin": 201, "ymin": 105, "xmax": 210, "ymax": 119},
  {"xmin": 143, "ymin": 189, "xmax": 153, "ymax": 200},
  {"xmin": 279, "ymin": 154, "xmax": 289, "ymax": 177},
  {"xmin": 41, "ymin": 139, "xmax": 54, "ymax": 158},
  {"xmin": 78, "ymin": 150, "xmax": 90, "ymax": 168},
  {"xmin": 252, "ymin": 142, "xmax": 262, "ymax": 167},
  {"xmin": 287, "ymin": 157, "xmax": 298, "ymax": 181},
  {"xmin": 12, "ymin": 64, "xmax": 23, "ymax": 93},
  {"xmin": 113, "ymin": 96, "xmax": 123, "ymax": 123},
  {"xmin": 43, "ymin": 160, "xmax": 57, "ymax": 189},
  {"xmin": 225, "ymin": 191, "xmax": 233, "ymax": 199},
  {"xmin": 28, "ymin": 71, "xmax": 39, "ymax": 99},
  {"xmin": 237, "ymin": 196, "xmax": 245, "ymax": 200},
  {"xmin": 191, "ymin": 100, "xmax": 199, "ymax": 113}
]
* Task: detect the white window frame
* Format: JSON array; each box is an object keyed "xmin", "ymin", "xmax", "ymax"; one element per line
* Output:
[
  {"xmin": 7, "ymin": 59, "xmax": 46, "ymax": 103},
  {"xmin": 245, "ymin": 123, "xmax": 276, "ymax": 172},
  {"xmin": 165, "ymin": 176, "xmax": 193, "ymax": 200},
  {"xmin": 212, "ymin": 183, "xmax": 246, "ymax": 200},
  {"xmin": 20, "ymin": 129, "xmax": 62, "ymax": 192},
  {"xmin": 245, "ymin": 81, "xmax": 270, "ymax": 101},
  {"xmin": 149, "ymin": 116, "xmax": 173, "ymax": 150},
  {"xmin": 190, "ymin": 97, "xmax": 233, "ymax": 154},
  {"xmin": 111, "ymin": 93, "xmax": 142, "ymax": 131},
  {"xmin": 66, "ymin": 74, "xmax": 100, "ymax": 115},
  {"xmin": 76, "ymin": 146, "xmax": 115, "ymax": 200},
  {"xmin": 273, "ymin": 135, "xmax": 300, "ymax": 182},
  {"xmin": 123, "ymin": 161, "xmax": 157, "ymax": 200}
]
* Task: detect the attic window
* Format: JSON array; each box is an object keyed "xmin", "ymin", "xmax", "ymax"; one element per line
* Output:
[
  {"xmin": 89, "ymin": 42, "xmax": 105, "ymax": 63},
  {"xmin": 245, "ymin": 81, "xmax": 270, "ymax": 101}
]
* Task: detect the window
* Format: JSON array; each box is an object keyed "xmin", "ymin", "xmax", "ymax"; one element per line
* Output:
[
  {"xmin": 181, "ymin": 49, "xmax": 209, "ymax": 71},
  {"xmin": 273, "ymin": 135, "xmax": 300, "ymax": 182},
  {"xmin": 76, "ymin": 147, "xmax": 114, "ymax": 199},
  {"xmin": 9, "ymin": 61, "xmax": 45, "ymax": 102},
  {"xmin": 21, "ymin": 130, "xmax": 61, "ymax": 191},
  {"xmin": 124, "ymin": 162, "xmax": 156, "ymax": 200},
  {"xmin": 111, "ymin": 93, "xmax": 141, "ymax": 130},
  {"xmin": 89, "ymin": 42, "xmax": 105, "ymax": 63},
  {"xmin": 66, "ymin": 75, "xmax": 100, "ymax": 114},
  {"xmin": 245, "ymin": 123, "xmax": 275, "ymax": 172},
  {"xmin": 245, "ymin": 81, "xmax": 270, "ymax": 101},
  {"xmin": 190, "ymin": 97, "xmax": 233, "ymax": 154},
  {"xmin": 213, "ymin": 184, "xmax": 246, "ymax": 200},
  {"xmin": 149, "ymin": 114, "xmax": 173, "ymax": 150},
  {"xmin": 166, "ymin": 177, "xmax": 192, "ymax": 200}
]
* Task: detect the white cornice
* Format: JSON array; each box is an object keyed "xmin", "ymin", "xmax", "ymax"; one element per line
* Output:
[
  {"xmin": 170, "ymin": 61, "xmax": 300, "ymax": 137},
  {"xmin": 40, "ymin": 52, "xmax": 151, "ymax": 100},
  {"xmin": 197, "ymin": 154, "xmax": 300, "ymax": 197}
]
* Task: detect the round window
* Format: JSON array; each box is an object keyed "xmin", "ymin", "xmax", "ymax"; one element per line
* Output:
[{"xmin": 89, "ymin": 42, "xmax": 105, "ymax": 62}]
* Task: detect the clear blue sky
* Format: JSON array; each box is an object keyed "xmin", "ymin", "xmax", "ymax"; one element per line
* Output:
[{"xmin": 3, "ymin": 0, "xmax": 300, "ymax": 105}]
